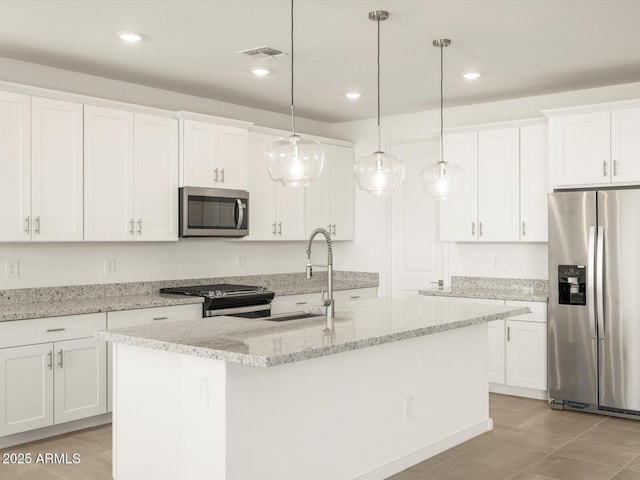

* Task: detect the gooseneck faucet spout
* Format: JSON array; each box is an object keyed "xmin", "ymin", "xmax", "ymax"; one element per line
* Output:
[{"xmin": 306, "ymin": 227, "xmax": 334, "ymax": 330}]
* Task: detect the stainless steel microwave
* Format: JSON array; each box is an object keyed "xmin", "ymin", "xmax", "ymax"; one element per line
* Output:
[{"xmin": 179, "ymin": 187, "xmax": 249, "ymax": 237}]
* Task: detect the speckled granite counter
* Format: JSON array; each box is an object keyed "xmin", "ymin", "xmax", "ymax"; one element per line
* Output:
[
  {"xmin": 419, "ymin": 276, "xmax": 548, "ymax": 303},
  {"xmin": 0, "ymin": 271, "xmax": 378, "ymax": 322},
  {"xmin": 97, "ymin": 296, "xmax": 529, "ymax": 367}
]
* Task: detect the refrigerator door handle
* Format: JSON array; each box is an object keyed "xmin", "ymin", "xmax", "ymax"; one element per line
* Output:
[
  {"xmin": 596, "ymin": 225, "xmax": 605, "ymax": 339},
  {"xmin": 588, "ymin": 226, "xmax": 597, "ymax": 340}
]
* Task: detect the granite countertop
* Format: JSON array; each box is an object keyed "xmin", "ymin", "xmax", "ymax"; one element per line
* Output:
[
  {"xmin": 96, "ymin": 296, "xmax": 530, "ymax": 368},
  {"xmin": 419, "ymin": 276, "xmax": 548, "ymax": 303},
  {"xmin": 0, "ymin": 271, "xmax": 378, "ymax": 322}
]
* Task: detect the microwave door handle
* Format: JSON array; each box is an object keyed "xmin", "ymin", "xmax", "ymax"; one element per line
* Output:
[{"xmin": 236, "ymin": 199, "xmax": 244, "ymax": 229}]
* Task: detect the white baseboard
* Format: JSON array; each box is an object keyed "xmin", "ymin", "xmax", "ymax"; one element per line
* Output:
[
  {"xmin": 354, "ymin": 419, "xmax": 491, "ymax": 480},
  {"xmin": 489, "ymin": 383, "xmax": 548, "ymax": 400},
  {"xmin": 0, "ymin": 414, "xmax": 112, "ymax": 449}
]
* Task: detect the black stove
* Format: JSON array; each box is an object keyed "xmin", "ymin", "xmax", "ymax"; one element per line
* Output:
[{"xmin": 160, "ymin": 283, "xmax": 275, "ymax": 318}]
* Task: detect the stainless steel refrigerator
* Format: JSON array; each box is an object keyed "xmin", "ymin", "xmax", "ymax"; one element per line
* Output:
[{"xmin": 549, "ymin": 189, "xmax": 640, "ymax": 417}]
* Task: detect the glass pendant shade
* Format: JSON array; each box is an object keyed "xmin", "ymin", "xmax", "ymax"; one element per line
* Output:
[
  {"xmin": 421, "ymin": 160, "xmax": 464, "ymax": 199},
  {"xmin": 266, "ymin": 134, "xmax": 324, "ymax": 187},
  {"xmin": 354, "ymin": 151, "xmax": 405, "ymax": 195}
]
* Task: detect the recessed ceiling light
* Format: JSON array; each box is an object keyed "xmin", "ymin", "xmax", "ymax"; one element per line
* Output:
[
  {"xmin": 345, "ymin": 92, "xmax": 361, "ymax": 100},
  {"xmin": 118, "ymin": 32, "xmax": 142, "ymax": 43},
  {"xmin": 251, "ymin": 67, "xmax": 270, "ymax": 77},
  {"xmin": 462, "ymin": 71, "xmax": 481, "ymax": 80}
]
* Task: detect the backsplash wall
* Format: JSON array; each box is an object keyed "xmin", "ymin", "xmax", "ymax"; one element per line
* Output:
[{"xmin": 0, "ymin": 240, "xmax": 354, "ymax": 289}]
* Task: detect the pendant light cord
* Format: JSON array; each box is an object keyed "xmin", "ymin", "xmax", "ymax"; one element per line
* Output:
[
  {"xmin": 290, "ymin": 0, "xmax": 296, "ymax": 135},
  {"xmin": 439, "ymin": 42, "xmax": 444, "ymax": 164},
  {"xmin": 377, "ymin": 17, "xmax": 381, "ymax": 152}
]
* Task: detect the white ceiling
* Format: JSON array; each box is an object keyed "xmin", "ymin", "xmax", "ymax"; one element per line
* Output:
[{"xmin": 1, "ymin": 0, "xmax": 639, "ymax": 123}]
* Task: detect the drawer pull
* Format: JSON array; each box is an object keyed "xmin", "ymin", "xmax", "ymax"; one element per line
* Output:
[
  {"xmin": 58, "ymin": 350, "xmax": 64, "ymax": 368},
  {"xmin": 46, "ymin": 328, "xmax": 66, "ymax": 332},
  {"xmin": 350, "ymin": 295, "xmax": 361, "ymax": 300},
  {"xmin": 152, "ymin": 316, "xmax": 169, "ymax": 321},
  {"xmin": 296, "ymin": 301, "xmax": 308, "ymax": 305}
]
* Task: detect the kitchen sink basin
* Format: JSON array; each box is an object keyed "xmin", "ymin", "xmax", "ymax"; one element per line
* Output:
[{"xmin": 264, "ymin": 312, "xmax": 323, "ymax": 322}]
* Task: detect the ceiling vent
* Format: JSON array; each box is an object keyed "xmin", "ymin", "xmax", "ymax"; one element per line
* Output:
[{"xmin": 238, "ymin": 45, "xmax": 288, "ymax": 59}]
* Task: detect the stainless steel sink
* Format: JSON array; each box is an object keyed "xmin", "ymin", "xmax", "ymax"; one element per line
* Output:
[{"xmin": 264, "ymin": 312, "xmax": 323, "ymax": 322}]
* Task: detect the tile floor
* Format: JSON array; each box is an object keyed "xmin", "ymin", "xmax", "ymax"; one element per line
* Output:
[{"xmin": 2, "ymin": 394, "xmax": 640, "ymax": 479}]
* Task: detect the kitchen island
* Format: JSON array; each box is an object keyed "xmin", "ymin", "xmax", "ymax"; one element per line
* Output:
[{"xmin": 97, "ymin": 296, "xmax": 529, "ymax": 480}]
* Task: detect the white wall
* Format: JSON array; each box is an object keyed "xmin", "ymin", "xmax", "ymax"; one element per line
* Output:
[{"xmin": 334, "ymin": 81, "xmax": 640, "ymax": 289}]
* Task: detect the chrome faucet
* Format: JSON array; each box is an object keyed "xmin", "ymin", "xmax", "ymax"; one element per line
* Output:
[{"xmin": 306, "ymin": 227, "xmax": 334, "ymax": 330}]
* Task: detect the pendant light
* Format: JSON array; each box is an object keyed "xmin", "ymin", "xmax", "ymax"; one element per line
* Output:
[
  {"xmin": 421, "ymin": 39, "xmax": 464, "ymax": 199},
  {"xmin": 265, "ymin": 0, "xmax": 324, "ymax": 187},
  {"xmin": 353, "ymin": 11, "xmax": 404, "ymax": 196}
]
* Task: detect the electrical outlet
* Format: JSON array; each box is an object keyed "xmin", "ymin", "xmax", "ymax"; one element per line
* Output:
[
  {"xmin": 197, "ymin": 375, "xmax": 209, "ymax": 407},
  {"xmin": 5, "ymin": 260, "xmax": 19, "ymax": 279},
  {"xmin": 236, "ymin": 255, "xmax": 245, "ymax": 269},
  {"xmin": 404, "ymin": 396, "xmax": 414, "ymax": 422},
  {"xmin": 104, "ymin": 258, "xmax": 116, "ymax": 275}
]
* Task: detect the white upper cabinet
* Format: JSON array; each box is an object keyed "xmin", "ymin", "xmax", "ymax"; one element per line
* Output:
[
  {"xmin": 439, "ymin": 132, "xmax": 479, "ymax": 242},
  {"xmin": 549, "ymin": 111, "xmax": 610, "ymax": 187},
  {"xmin": 611, "ymin": 107, "xmax": 640, "ymax": 183},
  {"xmin": 180, "ymin": 119, "xmax": 248, "ymax": 190},
  {"xmin": 0, "ymin": 91, "xmax": 30, "ymax": 242},
  {"xmin": 305, "ymin": 143, "xmax": 354, "ymax": 240},
  {"xmin": 440, "ymin": 122, "xmax": 548, "ymax": 243},
  {"xmin": 246, "ymin": 131, "xmax": 305, "ymax": 241},
  {"xmin": 31, "ymin": 97, "xmax": 84, "ymax": 242},
  {"xmin": 84, "ymin": 106, "xmax": 178, "ymax": 241},
  {"xmin": 478, "ymin": 127, "xmax": 520, "ymax": 242},
  {"xmin": 520, "ymin": 125, "xmax": 549, "ymax": 242}
]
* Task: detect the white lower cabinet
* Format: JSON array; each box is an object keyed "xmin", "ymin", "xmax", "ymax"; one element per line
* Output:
[
  {"xmin": 0, "ymin": 313, "xmax": 107, "ymax": 437},
  {"xmin": 106, "ymin": 303, "xmax": 202, "ymax": 412},
  {"xmin": 505, "ymin": 319, "xmax": 547, "ymax": 391},
  {"xmin": 487, "ymin": 320, "xmax": 506, "ymax": 384}
]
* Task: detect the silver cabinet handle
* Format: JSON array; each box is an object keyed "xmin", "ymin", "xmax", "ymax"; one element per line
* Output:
[
  {"xmin": 24, "ymin": 216, "xmax": 30, "ymax": 234},
  {"xmin": 214, "ymin": 168, "xmax": 219, "ymax": 183},
  {"xmin": 332, "ymin": 224, "xmax": 336, "ymax": 235},
  {"xmin": 46, "ymin": 328, "xmax": 65, "ymax": 332},
  {"xmin": 522, "ymin": 222, "xmax": 526, "ymax": 237},
  {"xmin": 471, "ymin": 222, "xmax": 476, "ymax": 236},
  {"xmin": 507, "ymin": 326, "xmax": 511, "ymax": 342},
  {"xmin": 278, "ymin": 222, "xmax": 282, "ymax": 235},
  {"xmin": 272, "ymin": 222, "xmax": 276, "ymax": 235},
  {"xmin": 220, "ymin": 168, "xmax": 225, "ymax": 183},
  {"xmin": 613, "ymin": 159, "xmax": 618, "ymax": 177},
  {"xmin": 58, "ymin": 350, "xmax": 64, "ymax": 368},
  {"xmin": 35, "ymin": 216, "xmax": 40, "ymax": 234},
  {"xmin": 296, "ymin": 301, "xmax": 308, "ymax": 305},
  {"xmin": 603, "ymin": 160, "xmax": 608, "ymax": 177},
  {"xmin": 152, "ymin": 316, "xmax": 168, "ymax": 321},
  {"xmin": 350, "ymin": 295, "xmax": 361, "ymax": 300},
  {"xmin": 327, "ymin": 223, "xmax": 332, "ymax": 232},
  {"xmin": 129, "ymin": 219, "xmax": 134, "ymax": 234},
  {"xmin": 479, "ymin": 222, "xmax": 484, "ymax": 237},
  {"xmin": 137, "ymin": 219, "xmax": 142, "ymax": 235},
  {"xmin": 48, "ymin": 351, "xmax": 53, "ymax": 370}
]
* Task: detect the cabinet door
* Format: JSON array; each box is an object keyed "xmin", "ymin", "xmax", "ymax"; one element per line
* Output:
[
  {"xmin": 506, "ymin": 320, "xmax": 547, "ymax": 390},
  {"xmin": 218, "ymin": 125, "xmax": 248, "ymax": 190},
  {"xmin": 134, "ymin": 114, "xmax": 179, "ymax": 241},
  {"xmin": 31, "ymin": 97, "xmax": 83, "ymax": 241},
  {"xmin": 520, "ymin": 125, "xmax": 549, "ymax": 242},
  {"xmin": 246, "ymin": 132, "xmax": 277, "ymax": 240},
  {"xmin": 327, "ymin": 145, "xmax": 354, "ymax": 240},
  {"xmin": 0, "ymin": 343, "xmax": 54, "ymax": 436},
  {"xmin": 275, "ymin": 182, "xmax": 305, "ymax": 240},
  {"xmin": 611, "ymin": 107, "xmax": 640, "ymax": 184},
  {"xmin": 549, "ymin": 112, "xmax": 610, "ymax": 187},
  {"xmin": 439, "ymin": 132, "xmax": 478, "ymax": 242},
  {"xmin": 305, "ymin": 146, "xmax": 328, "ymax": 238},
  {"xmin": 0, "ymin": 91, "xmax": 31, "ymax": 242},
  {"xmin": 488, "ymin": 319, "xmax": 505, "ymax": 385},
  {"xmin": 478, "ymin": 128, "xmax": 520, "ymax": 242},
  {"xmin": 181, "ymin": 119, "xmax": 219, "ymax": 188},
  {"xmin": 54, "ymin": 337, "xmax": 107, "ymax": 424},
  {"xmin": 84, "ymin": 106, "xmax": 135, "ymax": 241}
]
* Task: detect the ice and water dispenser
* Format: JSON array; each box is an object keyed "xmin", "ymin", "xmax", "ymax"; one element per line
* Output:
[{"xmin": 558, "ymin": 265, "xmax": 586, "ymax": 305}]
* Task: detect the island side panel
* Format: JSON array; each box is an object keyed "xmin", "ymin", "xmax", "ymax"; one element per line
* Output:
[{"xmin": 225, "ymin": 323, "xmax": 490, "ymax": 480}]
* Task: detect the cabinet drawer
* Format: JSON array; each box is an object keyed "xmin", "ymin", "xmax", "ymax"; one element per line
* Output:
[
  {"xmin": 271, "ymin": 293, "xmax": 323, "ymax": 315},
  {"xmin": 505, "ymin": 301, "xmax": 547, "ymax": 323},
  {"xmin": 107, "ymin": 303, "xmax": 202, "ymax": 329},
  {"xmin": 0, "ymin": 313, "xmax": 107, "ymax": 349},
  {"xmin": 333, "ymin": 287, "xmax": 377, "ymax": 301}
]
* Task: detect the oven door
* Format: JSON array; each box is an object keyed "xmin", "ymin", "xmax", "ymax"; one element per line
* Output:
[
  {"xmin": 180, "ymin": 187, "xmax": 248, "ymax": 237},
  {"xmin": 205, "ymin": 304, "xmax": 271, "ymax": 318}
]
